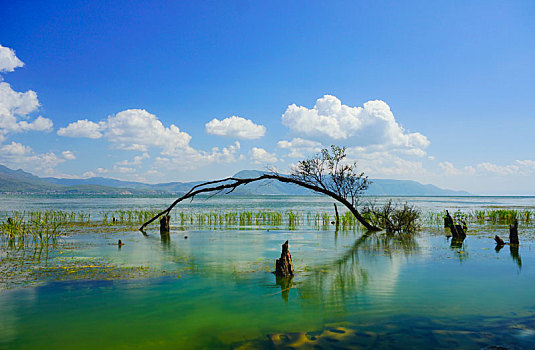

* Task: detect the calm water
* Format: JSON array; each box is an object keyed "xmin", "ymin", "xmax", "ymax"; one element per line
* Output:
[{"xmin": 2, "ymin": 195, "xmax": 535, "ymax": 349}]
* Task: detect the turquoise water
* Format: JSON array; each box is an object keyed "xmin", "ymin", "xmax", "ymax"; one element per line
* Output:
[{"xmin": 1, "ymin": 195, "xmax": 535, "ymax": 349}]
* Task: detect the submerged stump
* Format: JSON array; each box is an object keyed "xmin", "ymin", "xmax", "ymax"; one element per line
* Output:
[{"xmin": 275, "ymin": 240, "xmax": 294, "ymax": 277}]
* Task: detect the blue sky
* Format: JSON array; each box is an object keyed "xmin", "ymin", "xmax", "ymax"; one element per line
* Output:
[{"xmin": 0, "ymin": 0, "xmax": 534, "ymax": 194}]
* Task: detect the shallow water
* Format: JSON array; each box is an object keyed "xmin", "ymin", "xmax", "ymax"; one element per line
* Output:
[{"xmin": 1, "ymin": 195, "xmax": 535, "ymax": 349}]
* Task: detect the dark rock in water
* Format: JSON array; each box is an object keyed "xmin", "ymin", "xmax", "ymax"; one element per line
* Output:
[
  {"xmin": 184, "ymin": 236, "xmax": 188, "ymax": 239},
  {"xmin": 275, "ymin": 240, "xmax": 294, "ymax": 277}
]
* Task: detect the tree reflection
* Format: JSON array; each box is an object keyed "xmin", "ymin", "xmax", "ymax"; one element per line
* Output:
[{"xmin": 296, "ymin": 231, "xmax": 419, "ymax": 308}]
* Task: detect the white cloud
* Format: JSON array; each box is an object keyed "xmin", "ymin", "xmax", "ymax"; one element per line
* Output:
[
  {"xmin": 0, "ymin": 141, "xmax": 32, "ymax": 156},
  {"xmin": 281, "ymin": 95, "xmax": 429, "ymax": 155},
  {"xmin": 116, "ymin": 152, "xmax": 149, "ymax": 166},
  {"xmin": 62, "ymin": 150, "xmax": 76, "ymax": 160},
  {"xmin": 60, "ymin": 109, "xmax": 243, "ymax": 172},
  {"xmin": 0, "ymin": 82, "xmax": 52, "ymax": 141},
  {"xmin": 0, "ymin": 45, "xmax": 24, "ymax": 73},
  {"xmin": 249, "ymin": 147, "xmax": 277, "ymax": 164},
  {"xmin": 0, "ymin": 141, "xmax": 66, "ymax": 174},
  {"xmin": 96, "ymin": 167, "xmax": 108, "ymax": 174},
  {"xmin": 57, "ymin": 119, "xmax": 104, "ymax": 138},
  {"xmin": 205, "ymin": 116, "xmax": 266, "ymax": 139},
  {"xmin": 477, "ymin": 162, "xmax": 520, "ymax": 176},
  {"xmin": 277, "ymin": 137, "xmax": 323, "ymax": 158},
  {"xmin": 82, "ymin": 171, "xmax": 96, "ymax": 178},
  {"xmin": 105, "ymin": 109, "xmax": 192, "ymax": 153},
  {"xmin": 114, "ymin": 166, "xmax": 136, "ymax": 174},
  {"xmin": 58, "ymin": 109, "xmax": 191, "ymax": 153},
  {"xmin": 438, "ymin": 161, "xmax": 476, "ymax": 176},
  {"xmin": 347, "ymin": 147, "xmax": 430, "ymax": 179}
]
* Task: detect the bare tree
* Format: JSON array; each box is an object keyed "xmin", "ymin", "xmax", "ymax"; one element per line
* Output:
[
  {"xmin": 291, "ymin": 145, "xmax": 370, "ymax": 210},
  {"xmin": 140, "ymin": 146, "xmax": 380, "ymax": 231}
]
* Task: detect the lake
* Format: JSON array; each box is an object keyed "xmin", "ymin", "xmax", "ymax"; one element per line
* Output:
[{"xmin": 1, "ymin": 195, "xmax": 535, "ymax": 349}]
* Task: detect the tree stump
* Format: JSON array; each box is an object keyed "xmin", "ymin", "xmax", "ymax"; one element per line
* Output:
[
  {"xmin": 160, "ymin": 214, "xmax": 170, "ymax": 233},
  {"xmin": 509, "ymin": 219, "xmax": 519, "ymax": 246},
  {"xmin": 444, "ymin": 210, "xmax": 453, "ymax": 228},
  {"xmin": 275, "ymin": 240, "xmax": 294, "ymax": 277}
]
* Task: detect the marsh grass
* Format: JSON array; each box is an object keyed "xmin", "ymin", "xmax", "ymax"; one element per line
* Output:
[{"xmin": 428, "ymin": 209, "xmax": 535, "ymax": 226}]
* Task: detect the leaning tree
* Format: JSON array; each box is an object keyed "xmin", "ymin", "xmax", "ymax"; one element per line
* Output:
[{"xmin": 140, "ymin": 145, "xmax": 380, "ymax": 231}]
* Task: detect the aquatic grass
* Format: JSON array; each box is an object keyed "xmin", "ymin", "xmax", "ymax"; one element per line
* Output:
[{"xmin": 427, "ymin": 209, "xmax": 535, "ymax": 226}]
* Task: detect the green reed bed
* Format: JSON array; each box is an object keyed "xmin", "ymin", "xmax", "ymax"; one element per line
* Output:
[{"xmin": 428, "ymin": 209, "xmax": 535, "ymax": 226}]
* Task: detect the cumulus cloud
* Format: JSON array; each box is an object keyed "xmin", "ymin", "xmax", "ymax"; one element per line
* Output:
[
  {"xmin": 205, "ymin": 116, "xmax": 266, "ymax": 139},
  {"xmin": 62, "ymin": 150, "xmax": 76, "ymax": 160},
  {"xmin": 60, "ymin": 109, "xmax": 243, "ymax": 172},
  {"xmin": 346, "ymin": 147, "xmax": 429, "ymax": 179},
  {"xmin": 249, "ymin": 147, "xmax": 277, "ymax": 164},
  {"xmin": 105, "ymin": 109, "xmax": 192, "ymax": 153},
  {"xmin": 0, "ymin": 46, "xmax": 53, "ymax": 141},
  {"xmin": 281, "ymin": 95, "xmax": 429, "ymax": 155},
  {"xmin": 0, "ymin": 45, "xmax": 24, "ymax": 73},
  {"xmin": 57, "ymin": 119, "xmax": 104, "ymax": 138},
  {"xmin": 0, "ymin": 141, "xmax": 70, "ymax": 174},
  {"xmin": 0, "ymin": 82, "xmax": 52, "ymax": 141},
  {"xmin": 277, "ymin": 137, "xmax": 323, "ymax": 158}
]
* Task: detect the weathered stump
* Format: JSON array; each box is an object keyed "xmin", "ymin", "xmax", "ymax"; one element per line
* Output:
[
  {"xmin": 509, "ymin": 219, "xmax": 519, "ymax": 246},
  {"xmin": 160, "ymin": 214, "xmax": 170, "ymax": 233},
  {"xmin": 444, "ymin": 210, "xmax": 454, "ymax": 228},
  {"xmin": 275, "ymin": 240, "xmax": 294, "ymax": 277}
]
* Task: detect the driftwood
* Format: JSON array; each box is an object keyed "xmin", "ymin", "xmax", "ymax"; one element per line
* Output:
[
  {"xmin": 139, "ymin": 174, "xmax": 380, "ymax": 232},
  {"xmin": 275, "ymin": 240, "xmax": 294, "ymax": 277},
  {"xmin": 494, "ymin": 235, "xmax": 505, "ymax": 246}
]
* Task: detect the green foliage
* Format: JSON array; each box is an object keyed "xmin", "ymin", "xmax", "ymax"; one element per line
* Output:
[
  {"xmin": 291, "ymin": 145, "xmax": 369, "ymax": 207},
  {"xmin": 362, "ymin": 200, "xmax": 421, "ymax": 233}
]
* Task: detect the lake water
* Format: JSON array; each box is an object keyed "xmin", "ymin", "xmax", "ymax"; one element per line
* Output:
[{"xmin": 1, "ymin": 195, "xmax": 535, "ymax": 349}]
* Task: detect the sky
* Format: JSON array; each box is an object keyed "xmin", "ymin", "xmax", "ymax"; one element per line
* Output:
[{"xmin": 0, "ymin": 0, "xmax": 534, "ymax": 195}]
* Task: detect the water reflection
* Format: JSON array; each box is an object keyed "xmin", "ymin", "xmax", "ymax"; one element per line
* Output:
[
  {"xmin": 510, "ymin": 245, "xmax": 522, "ymax": 269},
  {"xmin": 297, "ymin": 231, "xmax": 419, "ymax": 308},
  {"xmin": 275, "ymin": 275, "xmax": 293, "ymax": 302},
  {"xmin": 496, "ymin": 244, "xmax": 522, "ymax": 269}
]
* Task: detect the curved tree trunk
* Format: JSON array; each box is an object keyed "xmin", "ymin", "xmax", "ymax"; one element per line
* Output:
[{"xmin": 139, "ymin": 174, "xmax": 381, "ymax": 231}]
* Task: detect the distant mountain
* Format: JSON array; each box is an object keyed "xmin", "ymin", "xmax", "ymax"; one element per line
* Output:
[
  {"xmin": 229, "ymin": 170, "xmax": 470, "ymax": 196},
  {"xmin": 0, "ymin": 164, "xmax": 470, "ymax": 196}
]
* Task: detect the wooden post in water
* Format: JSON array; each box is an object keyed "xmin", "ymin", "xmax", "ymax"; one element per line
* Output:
[
  {"xmin": 333, "ymin": 203, "xmax": 340, "ymax": 227},
  {"xmin": 275, "ymin": 240, "xmax": 294, "ymax": 277}
]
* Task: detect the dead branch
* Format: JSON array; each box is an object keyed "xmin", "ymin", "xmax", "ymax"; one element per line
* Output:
[{"xmin": 139, "ymin": 173, "xmax": 380, "ymax": 232}]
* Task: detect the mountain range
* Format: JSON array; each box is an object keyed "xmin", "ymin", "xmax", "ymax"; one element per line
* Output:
[{"xmin": 0, "ymin": 164, "xmax": 470, "ymax": 196}]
